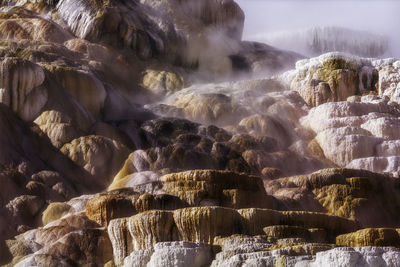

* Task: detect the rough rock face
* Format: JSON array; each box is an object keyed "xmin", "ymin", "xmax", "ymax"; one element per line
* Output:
[
  {"xmin": 86, "ymin": 194, "xmax": 136, "ymax": 226},
  {"xmin": 0, "ymin": 6, "xmax": 73, "ymax": 43},
  {"xmin": 160, "ymin": 170, "xmax": 276, "ymax": 208},
  {"xmin": 265, "ymin": 168, "xmax": 400, "ymax": 227},
  {"xmin": 61, "ymin": 135, "xmax": 131, "ymax": 190},
  {"xmin": 374, "ymin": 59, "xmax": 400, "ymax": 102},
  {"xmin": 146, "ymin": 80, "xmax": 327, "ymax": 177},
  {"xmin": 141, "ymin": 69, "xmax": 185, "ymax": 97},
  {"xmin": 300, "ymin": 247, "xmax": 400, "ymax": 267},
  {"xmin": 0, "ymin": 57, "xmax": 47, "ymax": 121},
  {"xmin": 34, "ymin": 110, "xmax": 89, "ymax": 148},
  {"xmin": 56, "ymin": 0, "xmax": 245, "ymax": 76},
  {"xmin": 1, "ymin": 0, "xmax": 400, "ymax": 266},
  {"xmin": 105, "ymin": 201, "xmax": 358, "ymax": 265},
  {"xmin": 46, "ymin": 66, "xmax": 107, "ymax": 117},
  {"xmin": 336, "ymin": 228, "xmax": 400, "ymax": 248},
  {"xmin": 301, "ymin": 97, "xmax": 400, "ymax": 173},
  {"xmin": 281, "ymin": 53, "xmax": 378, "ymax": 107},
  {"xmin": 108, "ymin": 118, "xmax": 258, "ymax": 190},
  {"xmin": 121, "ymin": 241, "xmax": 213, "ymax": 267},
  {"xmin": 1, "ymin": 196, "xmax": 112, "ymax": 266}
]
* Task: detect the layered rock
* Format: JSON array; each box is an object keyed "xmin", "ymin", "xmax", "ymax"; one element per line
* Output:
[
  {"xmin": 61, "ymin": 135, "xmax": 131, "ymax": 190},
  {"xmin": 2, "ymin": 195, "xmax": 112, "ymax": 266},
  {"xmin": 373, "ymin": 59, "xmax": 400, "ymax": 102},
  {"xmin": 107, "ymin": 204, "xmax": 357, "ymax": 265},
  {"xmin": 301, "ymin": 247, "xmax": 400, "ymax": 267},
  {"xmin": 108, "ymin": 119, "xmax": 258, "ymax": 190},
  {"xmin": 141, "ymin": 69, "xmax": 185, "ymax": 97},
  {"xmin": 160, "ymin": 170, "xmax": 275, "ymax": 209},
  {"xmin": 0, "ymin": 0, "xmax": 400, "ymax": 266},
  {"xmin": 147, "ymin": 81, "xmax": 327, "ymax": 177},
  {"xmin": 44, "ymin": 66, "xmax": 107, "ymax": 117},
  {"xmin": 55, "ymin": 0, "xmax": 244, "ymax": 76},
  {"xmin": 86, "ymin": 194, "xmax": 136, "ymax": 226},
  {"xmin": 265, "ymin": 168, "xmax": 400, "ymax": 227},
  {"xmin": 0, "ymin": 6, "xmax": 73, "ymax": 43},
  {"xmin": 34, "ymin": 110, "xmax": 87, "ymax": 148},
  {"xmin": 336, "ymin": 228, "xmax": 400, "ymax": 248},
  {"xmin": 0, "ymin": 57, "xmax": 47, "ymax": 121},
  {"xmin": 146, "ymin": 242, "xmax": 213, "ymax": 267},
  {"xmin": 41, "ymin": 202, "xmax": 71, "ymax": 225},
  {"xmin": 111, "ymin": 168, "xmax": 276, "ymax": 209},
  {"xmin": 301, "ymin": 96, "xmax": 400, "ymax": 174},
  {"xmin": 281, "ymin": 52, "xmax": 378, "ymax": 107}
]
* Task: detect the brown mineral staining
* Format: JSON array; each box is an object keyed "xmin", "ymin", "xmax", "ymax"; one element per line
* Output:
[
  {"xmin": 336, "ymin": 228, "xmax": 400, "ymax": 248},
  {"xmin": 1, "ymin": 0, "xmax": 400, "ymax": 266},
  {"xmin": 42, "ymin": 202, "xmax": 71, "ymax": 225},
  {"xmin": 86, "ymin": 195, "xmax": 136, "ymax": 226}
]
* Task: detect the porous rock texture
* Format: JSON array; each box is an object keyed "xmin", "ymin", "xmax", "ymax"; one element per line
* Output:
[
  {"xmin": 281, "ymin": 52, "xmax": 378, "ymax": 107},
  {"xmin": 265, "ymin": 168, "xmax": 400, "ymax": 228},
  {"xmin": 1, "ymin": 0, "xmax": 400, "ymax": 266}
]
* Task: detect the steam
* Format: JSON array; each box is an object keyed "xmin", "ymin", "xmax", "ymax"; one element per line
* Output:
[{"xmin": 236, "ymin": 0, "xmax": 400, "ymax": 58}]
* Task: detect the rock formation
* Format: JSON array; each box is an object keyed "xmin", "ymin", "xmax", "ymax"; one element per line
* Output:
[{"xmin": 0, "ymin": 0, "xmax": 400, "ymax": 266}]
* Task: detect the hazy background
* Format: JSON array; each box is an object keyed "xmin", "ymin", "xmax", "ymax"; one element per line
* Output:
[{"xmin": 236, "ymin": 0, "xmax": 400, "ymax": 58}]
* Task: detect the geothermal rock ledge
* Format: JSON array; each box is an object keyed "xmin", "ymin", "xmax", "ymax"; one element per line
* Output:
[{"xmin": 0, "ymin": 0, "xmax": 399, "ymax": 266}]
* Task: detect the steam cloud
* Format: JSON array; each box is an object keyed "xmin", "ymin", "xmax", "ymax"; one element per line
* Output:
[{"xmin": 236, "ymin": 0, "xmax": 400, "ymax": 58}]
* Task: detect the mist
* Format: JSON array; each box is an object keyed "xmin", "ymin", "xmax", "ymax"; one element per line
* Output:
[{"xmin": 236, "ymin": 0, "xmax": 400, "ymax": 58}]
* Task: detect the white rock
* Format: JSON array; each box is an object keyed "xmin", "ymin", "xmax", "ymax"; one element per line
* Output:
[
  {"xmin": 347, "ymin": 156, "xmax": 400, "ymax": 174},
  {"xmin": 305, "ymin": 247, "xmax": 400, "ymax": 267},
  {"xmin": 123, "ymin": 249, "xmax": 153, "ymax": 267},
  {"xmin": 147, "ymin": 241, "xmax": 212, "ymax": 267}
]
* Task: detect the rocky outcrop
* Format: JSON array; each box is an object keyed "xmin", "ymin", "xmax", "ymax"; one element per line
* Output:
[
  {"xmin": 61, "ymin": 135, "xmax": 131, "ymax": 190},
  {"xmin": 121, "ymin": 241, "xmax": 212, "ymax": 267},
  {"xmin": 146, "ymin": 241, "xmax": 213, "ymax": 267},
  {"xmin": 2, "ymin": 196, "xmax": 112, "ymax": 266},
  {"xmin": 160, "ymin": 170, "xmax": 275, "ymax": 209},
  {"xmin": 108, "ymin": 118, "xmax": 259, "ymax": 190},
  {"xmin": 336, "ymin": 228, "xmax": 400, "ymax": 248},
  {"xmin": 41, "ymin": 202, "xmax": 71, "ymax": 225},
  {"xmin": 141, "ymin": 69, "xmax": 185, "ymax": 97},
  {"xmin": 34, "ymin": 110, "xmax": 87, "ymax": 148},
  {"xmin": 86, "ymin": 194, "xmax": 136, "ymax": 226},
  {"xmin": 147, "ymin": 83, "xmax": 327, "ymax": 177},
  {"xmin": 301, "ymin": 96, "xmax": 400, "ymax": 174},
  {"xmin": 173, "ymin": 207, "xmax": 243, "ymax": 244},
  {"xmin": 1, "ymin": 0, "xmax": 400, "ymax": 266},
  {"xmin": 107, "ymin": 204, "xmax": 357, "ymax": 265},
  {"xmin": 44, "ymin": 66, "xmax": 107, "ymax": 117},
  {"xmin": 0, "ymin": 6, "xmax": 73, "ymax": 43},
  {"xmin": 265, "ymin": 168, "xmax": 400, "ymax": 227},
  {"xmin": 303, "ymin": 247, "xmax": 400, "ymax": 267},
  {"xmin": 373, "ymin": 59, "xmax": 400, "ymax": 102},
  {"xmin": 56, "ymin": 0, "xmax": 244, "ymax": 73},
  {"xmin": 281, "ymin": 53, "xmax": 378, "ymax": 107},
  {"xmin": 170, "ymin": 93, "xmax": 245, "ymax": 126},
  {"xmin": 0, "ymin": 57, "xmax": 47, "ymax": 121},
  {"xmin": 111, "ymin": 168, "xmax": 277, "ymax": 209},
  {"xmin": 263, "ymin": 225, "xmax": 311, "ymax": 241}
]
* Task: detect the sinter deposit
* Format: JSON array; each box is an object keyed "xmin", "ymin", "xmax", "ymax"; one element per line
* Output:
[{"xmin": 0, "ymin": 1, "xmax": 399, "ymax": 266}]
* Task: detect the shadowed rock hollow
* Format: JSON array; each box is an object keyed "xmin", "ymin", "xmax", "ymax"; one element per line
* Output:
[{"xmin": 0, "ymin": 0, "xmax": 400, "ymax": 266}]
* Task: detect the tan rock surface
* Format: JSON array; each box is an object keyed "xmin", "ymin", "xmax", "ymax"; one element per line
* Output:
[
  {"xmin": 41, "ymin": 202, "xmax": 71, "ymax": 226},
  {"xmin": 61, "ymin": 135, "xmax": 131, "ymax": 190},
  {"xmin": 336, "ymin": 228, "xmax": 400, "ymax": 248}
]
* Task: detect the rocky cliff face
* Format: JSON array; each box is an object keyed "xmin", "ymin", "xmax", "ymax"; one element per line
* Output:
[{"xmin": 0, "ymin": 0, "xmax": 399, "ymax": 266}]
